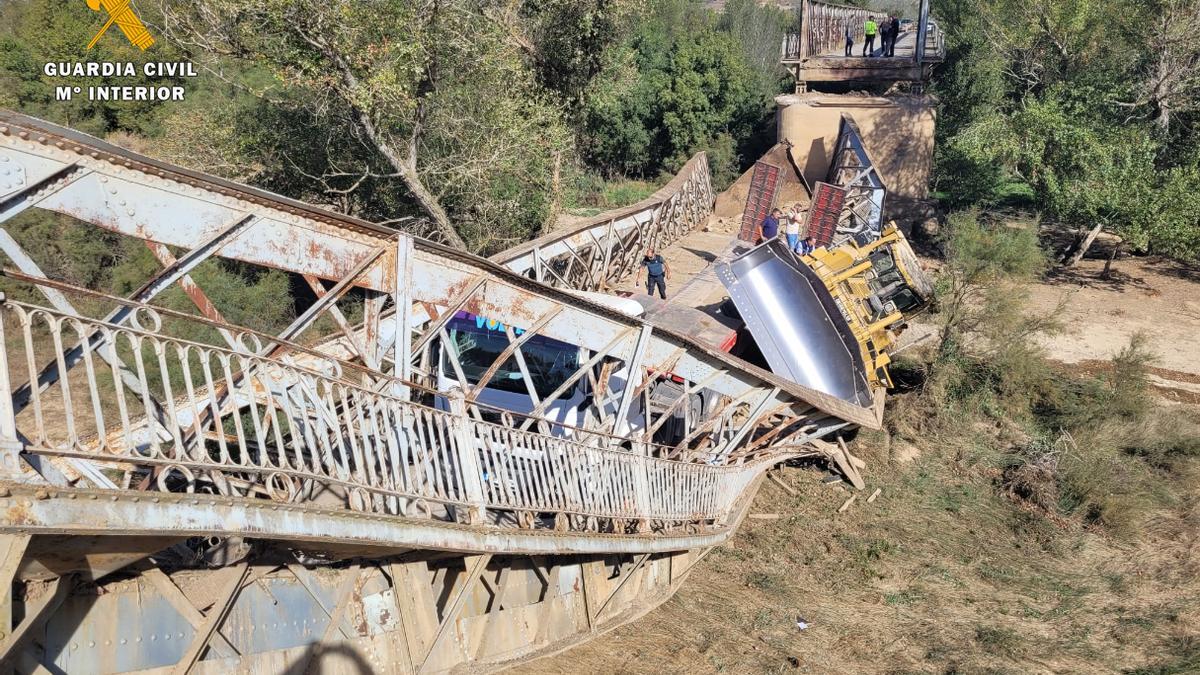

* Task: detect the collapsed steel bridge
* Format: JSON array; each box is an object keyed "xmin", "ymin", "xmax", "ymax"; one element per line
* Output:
[{"xmin": 0, "ymin": 111, "xmax": 875, "ymax": 673}]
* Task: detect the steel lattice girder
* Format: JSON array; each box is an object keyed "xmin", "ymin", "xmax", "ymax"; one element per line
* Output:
[
  {"xmin": 491, "ymin": 154, "xmax": 713, "ymax": 290},
  {"xmin": 0, "ymin": 541, "xmax": 715, "ymax": 674},
  {"xmin": 0, "ymin": 109, "xmax": 875, "ymax": 555},
  {"xmin": 827, "ymin": 113, "xmax": 886, "ymax": 245}
]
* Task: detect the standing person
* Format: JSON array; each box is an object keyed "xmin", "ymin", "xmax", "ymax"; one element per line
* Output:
[
  {"xmin": 760, "ymin": 208, "xmax": 781, "ymax": 244},
  {"xmin": 636, "ymin": 246, "xmax": 670, "ymax": 299},
  {"xmin": 845, "ymin": 22, "xmax": 854, "ymax": 56},
  {"xmin": 785, "ymin": 212, "xmax": 802, "ymax": 252},
  {"xmin": 879, "ymin": 16, "xmax": 892, "ymax": 56},
  {"xmin": 863, "ymin": 16, "xmax": 877, "ymax": 56},
  {"xmin": 887, "ymin": 15, "xmax": 900, "ymax": 57}
]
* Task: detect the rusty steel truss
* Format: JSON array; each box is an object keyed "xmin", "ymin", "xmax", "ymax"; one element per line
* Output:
[
  {"xmin": 782, "ymin": 0, "xmax": 872, "ymax": 61},
  {"xmin": 491, "ymin": 154, "xmax": 713, "ymax": 291},
  {"xmin": 781, "ymin": 0, "xmax": 944, "ymax": 87},
  {"xmin": 827, "ymin": 114, "xmax": 887, "ymax": 246},
  {"xmin": 0, "ymin": 110, "xmax": 870, "ymax": 673}
]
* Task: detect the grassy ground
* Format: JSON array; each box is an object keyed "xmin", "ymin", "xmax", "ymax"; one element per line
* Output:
[{"xmin": 529, "ymin": 403, "xmax": 1200, "ymax": 674}]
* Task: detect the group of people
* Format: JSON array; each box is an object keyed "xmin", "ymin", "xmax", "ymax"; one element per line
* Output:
[
  {"xmin": 760, "ymin": 207, "xmax": 816, "ymax": 255},
  {"xmin": 847, "ymin": 15, "xmax": 901, "ymax": 57},
  {"xmin": 635, "ymin": 205, "xmax": 817, "ymax": 300}
]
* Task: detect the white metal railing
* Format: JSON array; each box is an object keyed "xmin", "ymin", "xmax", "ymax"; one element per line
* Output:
[
  {"xmin": 0, "ymin": 297, "xmax": 751, "ymax": 531},
  {"xmin": 782, "ymin": 0, "xmax": 945, "ymax": 61}
]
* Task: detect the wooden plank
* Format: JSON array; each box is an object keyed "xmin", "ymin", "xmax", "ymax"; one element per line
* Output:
[{"xmin": 767, "ymin": 471, "xmax": 798, "ymax": 497}]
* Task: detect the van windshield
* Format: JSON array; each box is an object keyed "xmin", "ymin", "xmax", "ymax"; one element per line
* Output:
[{"xmin": 441, "ymin": 314, "xmax": 581, "ymax": 399}]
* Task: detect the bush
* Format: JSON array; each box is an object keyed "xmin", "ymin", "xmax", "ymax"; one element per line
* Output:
[{"xmin": 893, "ymin": 211, "xmax": 1199, "ymax": 540}]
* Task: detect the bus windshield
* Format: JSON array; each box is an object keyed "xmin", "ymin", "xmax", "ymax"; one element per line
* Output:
[{"xmin": 441, "ymin": 313, "xmax": 581, "ymax": 399}]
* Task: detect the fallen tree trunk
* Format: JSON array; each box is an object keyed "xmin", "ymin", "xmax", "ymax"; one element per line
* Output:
[{"xmin": 1063, "ymin": 222, "xmax": 1104, "ymax": 267}]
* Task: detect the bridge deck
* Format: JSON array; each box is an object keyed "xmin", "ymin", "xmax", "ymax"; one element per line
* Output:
[
  {"xmin": 785, "ymin": 31, "xmax": 944, "ymax": 83},
  {"xmin": 791, "ymin": 29, "xmax": 933, "ymax": 61}
]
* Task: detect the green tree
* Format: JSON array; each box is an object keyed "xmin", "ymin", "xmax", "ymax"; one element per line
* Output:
[
  {"xmin": 933, "ymin": 0, "xmax": 1200, "ymax": 264},
  {"xmin": 158, "ymin": 0, "xmax": 572, "ymax": 252},
  {"xmin": 580, "ymin": 1, "xmax": 771, "ymax": 185},
  {"xmin": 933, "ymin": 211, "xmax": 1050, "ymax": 361},
  {"xmin": 518, "ymin": 0, "xmax": 642, "ymax": 118}
]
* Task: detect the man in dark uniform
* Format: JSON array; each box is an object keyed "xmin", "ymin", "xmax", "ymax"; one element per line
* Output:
[
  {"xmin": 886, "ymin": 15, "xmax": 900, "ymax": 56},
  {"xmin": 636, "ymin": 246, "xmax": 671, "ymax": 299},
  {"xmin": 760, "ymin": 208, "xmax": 782, "ymax": 244}
]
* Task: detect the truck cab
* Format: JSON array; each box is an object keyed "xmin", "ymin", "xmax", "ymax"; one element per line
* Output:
[{"xmin": 802, "ymin": 224, "xmax": 933, "ymax": 388}]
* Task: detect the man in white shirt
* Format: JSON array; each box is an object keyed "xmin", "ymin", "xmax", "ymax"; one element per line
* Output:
[{"xmin": 784, "ymin": 214, "xmax": 802, "ymax": 253}]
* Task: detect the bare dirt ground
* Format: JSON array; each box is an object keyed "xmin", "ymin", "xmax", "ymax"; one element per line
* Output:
[
  {"xmin": 895, "ymin": 252, "xmax": 1200, "ymax": 404},
  {"xmin": 1031, "ymin": 256, "xmax": 1200, "ymax": 401}
]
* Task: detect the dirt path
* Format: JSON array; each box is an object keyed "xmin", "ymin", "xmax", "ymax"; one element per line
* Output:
[
  {"xmin": 897, "ymin": 253, "xmax": 1200, "ymax": 399},
  {"xmin": 1028, "ymin": 256, "xmax": 1200, "ymax": 378}
]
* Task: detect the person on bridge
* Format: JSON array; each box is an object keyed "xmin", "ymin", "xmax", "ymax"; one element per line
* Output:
[
  {"xmin": 845, "ymin": 23, "xmax": 854, "ymax": 56},
  {"xmin": 863, "ymin": 17, "xmax": 878, "ymax": 56},
  {"xmin": 878, "ymin": 16, "xmax": 893, "ymax": 55},
  {"xmin": 760, "ymin": 208, "xmax": 782, "ymax": 244},
  {"xmin": 886, "ymin": 15, "xmax": 900, "ymax": 56},
  {"xmin": 636, "ymin": 246, "xmax": 671, "ymax": 299}
]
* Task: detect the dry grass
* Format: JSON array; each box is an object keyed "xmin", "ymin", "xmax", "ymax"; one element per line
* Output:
[{"xmin": 525, "ymin": 409, "xmax": 1200, "ymax": 675}]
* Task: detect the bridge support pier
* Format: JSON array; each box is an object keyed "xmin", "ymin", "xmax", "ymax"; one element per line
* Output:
[{"xmin": 776, "ymin": 92, "xmax": 936, "ymax": 222}]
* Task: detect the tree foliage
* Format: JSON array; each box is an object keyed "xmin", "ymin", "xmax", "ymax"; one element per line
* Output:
[
  {"xmin": 933, "ymin": 212, "xmax": 1051, "ymax": 359},
  {"xmin": 933, "ymin": 0, "xmax": 1200, "ymax": 261},
  {"xmin": 1, "ymin": 0, "xmax": 788, "ymax": 254},
  {"xmin": 155, "ymin": 0, "xmax": 575, "ymax": 252},
  {"xmin": 579, "ymin": 0, "xmax": 783, "ymax": 188}
]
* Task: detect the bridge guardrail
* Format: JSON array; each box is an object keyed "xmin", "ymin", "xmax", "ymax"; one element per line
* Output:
[
  {"xmin": 782, "ymin": 0, "xmax": 944, "ymax": 62},
  {"xmin": 0, "ymin": 295, "xmax": 749, "ymax": 533}
]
